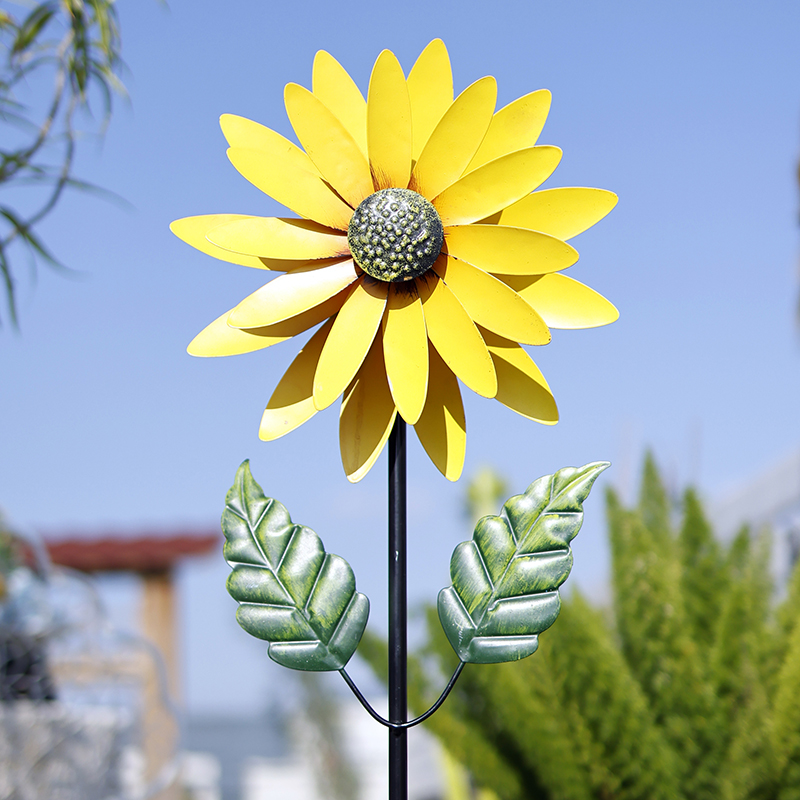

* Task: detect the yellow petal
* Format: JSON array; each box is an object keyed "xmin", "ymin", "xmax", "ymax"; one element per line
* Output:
[
  {"xmin": 219, "ymin": 114, "xmax": 321, "ymax": 177},
  {"xmin": 492, "ymin": 187, "xmax": 619, "ymax": 240},
  {"xmin": 208, "ymin": 217, "xmax": 349, "ymax": 260},
  {"xmin": 313, "ymin": 279, "xmax": 389, "ymax": 410},
  {"xmin": 188, "ymin": 291, "xmax": 348, "ymax": 357},
  {"xmin": 444, "ymin": 224, "xmax": 578, "ymax": 275},
  {"xmin": 414, "ymin": 344, "xmax": 466, "ymax": 481},
  {"xmin": 407, "ymin": 39, "xmax": 453, "ymax": 161},
  {"xmin": 434, "ymin": 255, "xmax": 550, "ymax": 345},
  {"xmin": 339, "ymin": 338, "xmax": 398, "ymax": 483},
  {"xmin": 312, "ymin": 50, "xmax": 367, "ymax": 157},
  {"xmin": 419, "ymin": 271, "xmax": 497, "ymax": 398},
  {"xmin": 228, "ymin": 260, "xmax": 359, "ymax": 329},
  {"xmin": 367, "ymin": 50, "xmax": 412, "ymax": 190},
  {"xmin": 411, "ymin": 77, "xmax": 497, "ymax": 201},
  {"xmin": 503, "ymin": 273, "xmax": 619, "ymax": 329},
  {"xmin": 433, "ymin": 146, "xmax": 562, "ymax": 227},
  {"xmin": 284, "ymin": 83, "xmax": 373, "ymax": 208},
  {"xmin": 382, "ymin": 285, "xmax": 428, "ymax": 424},
  {"xmin": 259, "ymin": 320, "xmax": 333, "ymax": 441},
  {"xmin": 480, "ymin": 328, "xmax": 558, "ymax": 424},
  {"xmin": 227, "ymin": 147, "xmax": 353, "ymax": 231},
  {"xmin": 171, "ymin": 215, "xmax": 273, "ymax": 270},
  {"xmin": 466, "ymin": 90, "xmax": 551, "ymax": 172},
  {"xmin": 257, "ymin": 256, "xmax": 346, "ymax": 272}
]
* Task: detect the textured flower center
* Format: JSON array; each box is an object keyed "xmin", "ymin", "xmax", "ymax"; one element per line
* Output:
[{"xmin": 347, "ymin": 188, "xmax": 444, "ymax": 282}]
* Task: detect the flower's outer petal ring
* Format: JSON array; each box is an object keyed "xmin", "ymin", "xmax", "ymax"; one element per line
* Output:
[
  {"xmin": 414, "ymin": 344, "xmax": 466, "ymax": 481},
  {"xmin": 444, "ymin": 224, "xmax": 578, "ymax": 276},
  {"xmin": 313, "ymin": 279, "xmax": 389, "ymax": 411},
  {"xmin": 171, "ymin": 215, "xmax": 274, "ymax": 270},
  {"xmin": 407, "ymin": 39, "xmax": 453, "ymax": 161},
  {"xmin": 433, "ymin": 146, "xmax": 562, "ymax": 227},
  {"xmin": 382, "ymin": 285, "xmax": 428, "ymax": 424},
  {"xmin": 503, "ymin": 273, "xmax": 619, "ymax": 329},
  {"xmin": 434, "ymin": 255, "xmax": 550, "ymax": 346},
  {"xmin": 227, "ymin": 147, "xmax": 353, "ymax": 231},
  {"xmin": 419, "ymin": 270, "xmax": 497, "ymax": 399},
  {"xmin": 480, "ymin": 328, "xmax": 558, "ymax": 424},
  {"xmin": 188, "ymin": 291, "xmax": 349, "ymax": 357},
  {"xmin": 220, "ymin": 114, "xmax": 322, "ymax": 178},
  {"xmin": 208, "ymin": 217, "xmax": 349, "ymax": 260},
  {"xmin": 340, "ymin": 338, "xmax": 398, "ymax": 483},
  {"xmin": 411, "ymin": 77, "xmax": 497, "ymax": 201},
  {"xmin": 228, "ymin": 260, "xmax": 359, "ymax": 329},
  {"xmin": 285, "ymin": 83, "xmax": 373, "ymax": 209},
  {"xmin": 312, "ymin": 51, "xmax": 367, "ymax": 157},
  {"xmin": 259, "ymin": 320, "xmax": 333, "ymax": 441},
  {"xmin": 491, "ymin": 187, "xmax": 619, "ymax": 241},
  {"xmin": 367, "ymin": 50, "xmax": 412, "ymax": 190},
  {"xmin": 466, "ymin": 90, "xmax": 551, "ymax": 173}
]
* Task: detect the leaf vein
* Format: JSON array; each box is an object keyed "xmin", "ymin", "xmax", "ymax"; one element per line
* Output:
[
  {"xmin": 326, "ymin": 587, "xmax": 359, "ymax": 646},
  {"xmin": 451, "ymin": 587, "xmax": 477, "ymax": 631},
  {"xmin": 471, "ymin": 540, "xmax": 497, "ymax": 628},
  {"xmin": 304, "ymin": 552, "xmax": 328, "ymax": 616},
  {"xmin": 230, "ymin": 493, "xmax": 294, "ymax": 606},
  {"xmin": 237, "ymin": 600, "xmax": 295, "ymax": 610}
]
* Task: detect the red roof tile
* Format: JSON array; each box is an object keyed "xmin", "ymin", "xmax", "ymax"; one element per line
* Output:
[{"xmin": 45, "ymin": 532, "xmax": 220, "ymax": 572}]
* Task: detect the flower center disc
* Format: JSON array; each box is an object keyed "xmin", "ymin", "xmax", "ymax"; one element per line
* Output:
[{"xmin": 347, "ymin": 188, "xmax": 444, "ymax": 282}]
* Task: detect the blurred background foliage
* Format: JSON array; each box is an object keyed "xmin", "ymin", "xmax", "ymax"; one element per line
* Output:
[
  {"xmin": 362, "ymin": 454, "xmax": 800, "ymax": 800},
  {"xmin": 0, "ymin": 0, "xmax": 125, "ymax": 328}
]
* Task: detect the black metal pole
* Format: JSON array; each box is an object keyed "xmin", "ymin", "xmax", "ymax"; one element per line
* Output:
[{"xmin": 388, "ymin": 417, "xmax": 407, "ymax": 800}]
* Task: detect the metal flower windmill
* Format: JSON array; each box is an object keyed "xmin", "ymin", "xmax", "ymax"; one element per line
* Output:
[{"xmin": 172, "ymin": 40, "xmax": 617, "ymax": 800}]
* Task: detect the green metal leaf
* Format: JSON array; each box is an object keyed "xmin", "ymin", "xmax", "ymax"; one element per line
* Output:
[
  {"xmin": 222, "ymin": 460, "xmax": 369, "ymax": 671},
  {"xmin": 438, "ymin": 461, "xmax": 609, "ymax": 664}
]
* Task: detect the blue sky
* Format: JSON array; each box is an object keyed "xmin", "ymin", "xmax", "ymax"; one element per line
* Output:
[{"xmin": 2, "ymin": 0, "xmax": 800, "ymax": 715}]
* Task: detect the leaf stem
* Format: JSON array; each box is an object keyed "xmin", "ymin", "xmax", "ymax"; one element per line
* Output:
[{"xmin": 338, "ymin": 660, "xmax": 465, "ymax": 730}]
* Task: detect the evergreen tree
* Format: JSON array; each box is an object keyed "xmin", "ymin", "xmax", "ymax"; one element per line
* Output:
[
  {"xmin": 360, "ymin": 456, "xmax": 800, "ymax": 799},
  {"xmin": 678, "ymin": 487, "xmax": 725, "ymax": 652}
]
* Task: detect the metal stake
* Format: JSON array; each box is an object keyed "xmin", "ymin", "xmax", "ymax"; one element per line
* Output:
[{"xmin": 388, "ymin": 418, "xmax": 407, "ymax": 800}]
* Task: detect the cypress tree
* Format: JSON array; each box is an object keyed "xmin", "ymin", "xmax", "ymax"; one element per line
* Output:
[
  {"xmin": 679, "ymin": 487, "xmax": 725, "ymax": 653},
  {"xmin": 772, "ymin": 610, "xmax": 800, "ymax": 800},
  {"xmin": 357, "ymin": 456, "xmax": 800, "ymax": 800},
  {"xmin": 546, "ymin": 592, "xmax": 680, "ymax": 800},
  {"xmin": 637, "ymin": 451, "xmax": 672, "ymax": 545},
  {"xmin": 608, "ymin": 476, "xmax": 716, "ymax": 800}
]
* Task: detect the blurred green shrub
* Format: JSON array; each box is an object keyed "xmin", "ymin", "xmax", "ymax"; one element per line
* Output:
[{"xmin": 361, "ymin": 454, "xmax": 800, "ymax": 800}]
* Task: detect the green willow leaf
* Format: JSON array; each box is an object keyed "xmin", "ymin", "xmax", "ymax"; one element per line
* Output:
[
  {"xmin": 438, "ymin": 461, "xmax": 609, "ymax": 664},
  {"xmin": 222, "ymin": 461, "xmax": 369, "ymax": 671},
  {"xmin": 12, "ymin": 5, "xmax": 54, "ymax": 55}
]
